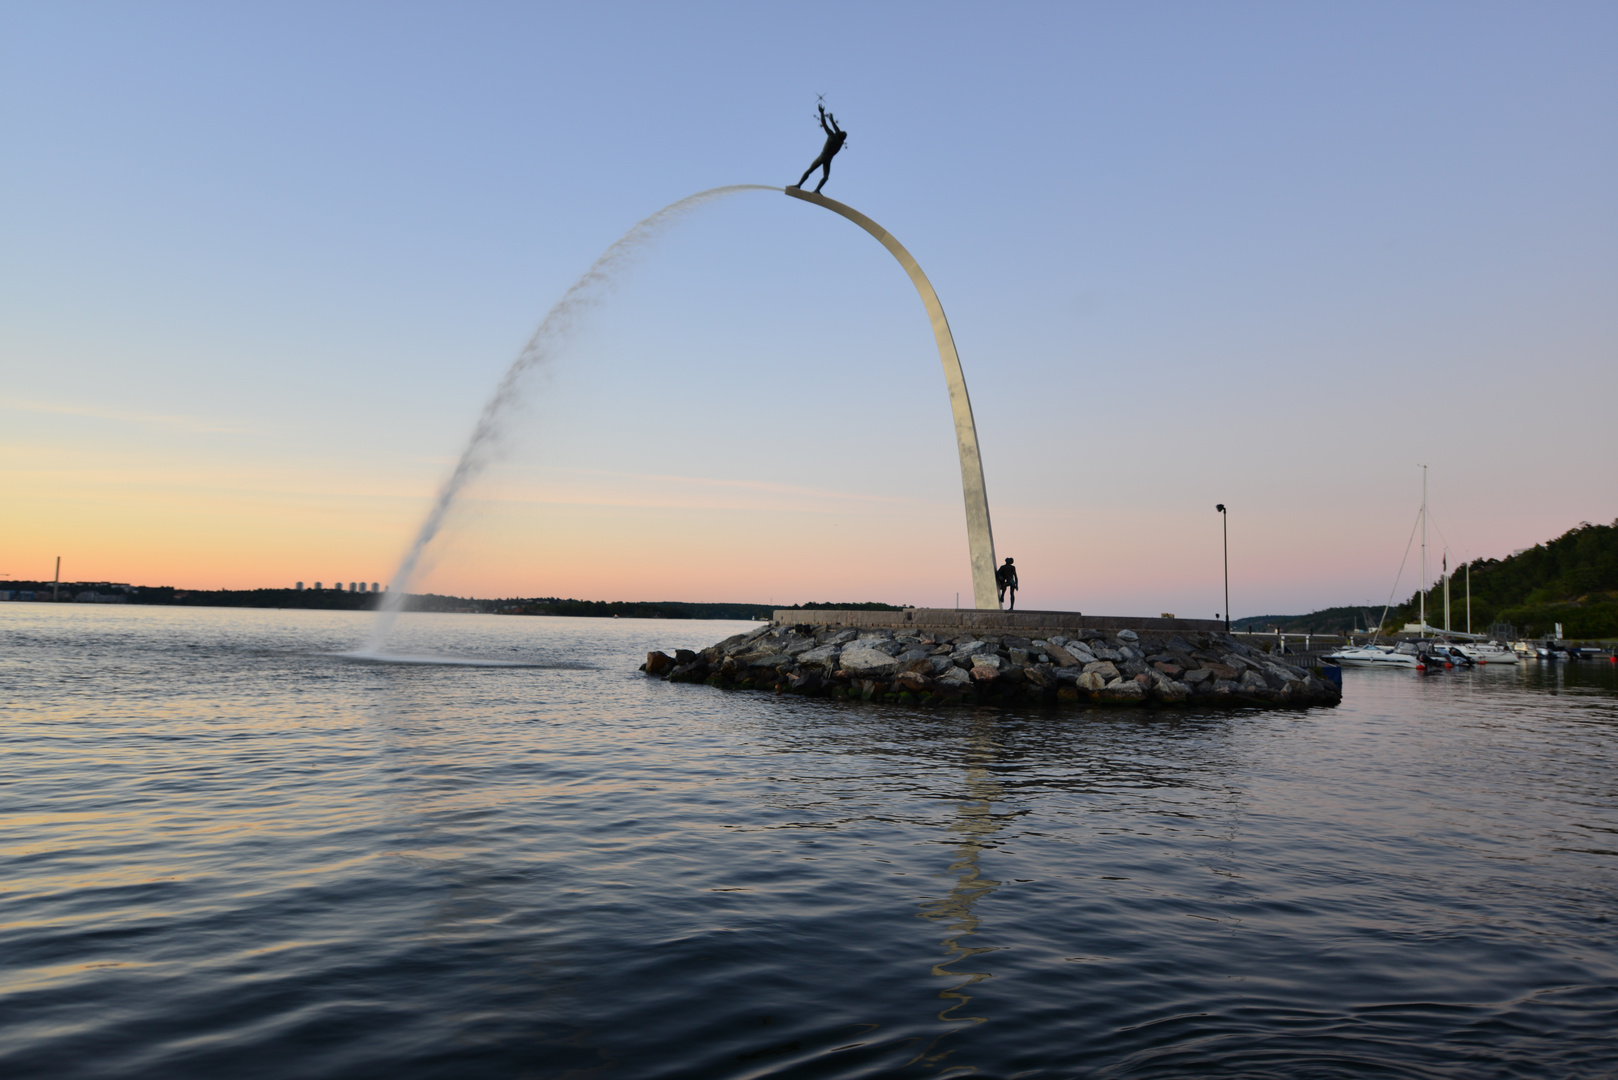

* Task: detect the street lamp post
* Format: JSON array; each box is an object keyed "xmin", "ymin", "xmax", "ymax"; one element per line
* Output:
[{"xmin": 1216, "ymin": 504, "xmax": 1229, "ymax": 632}]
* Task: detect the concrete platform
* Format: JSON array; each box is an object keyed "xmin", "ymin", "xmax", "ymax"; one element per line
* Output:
[{"xmin": 771, "ymin": 608, "xmax": 1224, "ymax": 636}]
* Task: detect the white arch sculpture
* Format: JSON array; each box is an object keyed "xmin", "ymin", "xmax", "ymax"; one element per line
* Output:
[{"xmin": 785, "ymin": 187, "xmax": 999, "ymax": 609}]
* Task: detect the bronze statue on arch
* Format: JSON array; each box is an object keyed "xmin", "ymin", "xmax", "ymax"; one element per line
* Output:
[{"xmin": 791, "ymin": 102, "xmax": 847, "ymax": 194}]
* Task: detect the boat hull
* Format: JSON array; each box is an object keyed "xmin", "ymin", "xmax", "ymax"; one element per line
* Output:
[
  {"xmin": 1454, "ymin": 644, "xmax": 1518, "ymax": 665},
  {"xmin": 1327, "ymin": 648, "xmax": 1419, "ymax": 669}
]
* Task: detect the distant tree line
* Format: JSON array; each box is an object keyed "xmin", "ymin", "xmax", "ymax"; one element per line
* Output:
[
  {"xmin": 1389, "ymin": 519, "xmax": 1618, "ymax": 639},
  {"xmin": 3, "ymin": 586, "xmax": 925, "ymax": 621},
  {"xmin": 491, "ymin": 598, "xmax": 773, "ymax": 620},
  {"xmin": 0, "ymin": 584, "xmax": 783, "ymax": 620},
  {"xmin": 0, "ymin": 583, "xmax": 379, "ymax": 610},
  {"xmin": 1229, "ymin": 606, "xmax": 1385, "ymax": 635},
  {"xmin": 1238, "ymin": 519, "xmax": 1618, "ymax": 640}
]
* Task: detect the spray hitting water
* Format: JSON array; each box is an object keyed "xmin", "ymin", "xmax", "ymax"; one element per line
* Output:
[{"xmin": 360, "ymin": 185, "xmax": 775, "ymax": 655}]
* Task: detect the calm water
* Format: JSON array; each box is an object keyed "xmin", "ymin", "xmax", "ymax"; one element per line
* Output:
[{"xmin": 3, "ymin": 605, "xmax": 1616, "ymax": 1079}]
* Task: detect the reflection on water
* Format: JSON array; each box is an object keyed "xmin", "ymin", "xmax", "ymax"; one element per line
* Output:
[
  {"xmin": 2, "ymin": 604, "xmax": 1616, "ymax": 1080},
  {"xmin": 912, "ymin": 717, "xmax": 1008, "ymax": 1071}
]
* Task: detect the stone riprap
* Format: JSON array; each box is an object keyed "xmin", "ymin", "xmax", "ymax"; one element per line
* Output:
[{"xmin": 642, "ymin": 622, "xmax": 1342, "ymax": 709}]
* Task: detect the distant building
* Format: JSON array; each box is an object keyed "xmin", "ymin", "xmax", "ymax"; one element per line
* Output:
[
  {"xmin": 372, "ymin": 582, "xmax": 380, "ymax": 592},
  {"xmin": 348, "ymin": 582, "xmax": 356, "ymax": 592},
  {"xmin": 315, "ymin": 582, "xmax": 323, "ymax": 590},
  {"xmin": 296, "ymin": 582, "xmax": 304, "ymax": 591}
]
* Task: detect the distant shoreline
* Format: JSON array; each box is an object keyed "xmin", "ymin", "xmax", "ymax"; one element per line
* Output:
[{"xmin": 0, "ymin": 583, "xmax": 904, "ymax": 621}]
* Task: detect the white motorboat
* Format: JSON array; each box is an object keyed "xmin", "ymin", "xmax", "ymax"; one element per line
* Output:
[
  {"xmin": 1325, "ymin": 642, "xmax": 1422, "ymax": 668},
  {"xmin": 1451, "ymin": 641, "xmax": 1518, "ymax": 665},
  {"xmin": 1428, "ymin": 643, "xmax": 1474, "ymax": 668}
]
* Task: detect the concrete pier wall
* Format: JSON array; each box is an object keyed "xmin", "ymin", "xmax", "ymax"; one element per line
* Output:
[{"xmin": 772, "ymin": 608, "xmax": 1225, "ymax": 636}]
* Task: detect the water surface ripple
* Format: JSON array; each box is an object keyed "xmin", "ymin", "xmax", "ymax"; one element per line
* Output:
[{"xmin": 3, "ymin": 606, "xmax": 1616, "ymax": 1078}]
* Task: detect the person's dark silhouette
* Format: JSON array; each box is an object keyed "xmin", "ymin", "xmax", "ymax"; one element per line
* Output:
[
  {"xmin": 995, "ymin": 557, "xmax": 1018, "ymax": 611},
  {"xmin": 792, "ymin": 104, "xmax": 847, "ymax": 193}
]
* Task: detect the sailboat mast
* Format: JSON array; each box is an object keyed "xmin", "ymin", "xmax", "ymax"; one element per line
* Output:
[
  {"xmin": 1420, "ymin": 465, "xmax": 1426, "ymax": 634},
  {"xmin": 1466, "ymin": 562, "xmax": 1471, "ymax": 635},
  {"xmin": 1444, "ymin": 553, "xmax": 1451, "ymax": 633}
]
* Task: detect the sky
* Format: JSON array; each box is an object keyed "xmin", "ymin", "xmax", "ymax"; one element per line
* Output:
[{"xmin": 2, "ymin": 1, "xmax": 1615, "ymax": 618}]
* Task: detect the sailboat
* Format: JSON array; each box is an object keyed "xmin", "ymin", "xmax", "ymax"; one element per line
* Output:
[{"xmin": 1326, "ymin": 466, "xmax": 1498, "ymax": 670}]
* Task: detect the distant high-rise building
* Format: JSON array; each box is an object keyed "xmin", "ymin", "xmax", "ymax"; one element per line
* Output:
[
  {"xmin": 349, "ymin": 582, "xmax": 357, "ymax": 592},
  {"xmin": 315, "ymin": 582, "xmax": 323, "ymax": 590},
  {"xmin": 372, "ymin": 582, "xmax": 380, "ymax": 592},
  {"xmin": 296, "ymin": 582, "xmax": 304, "ymax": 591}
]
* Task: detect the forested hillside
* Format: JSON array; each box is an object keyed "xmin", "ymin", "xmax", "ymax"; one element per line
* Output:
[
  {"xmin": 1392, "ymin": 519, "xmax": 1618, "ymax": 638},
  {"xmin": 1230, "ymin": 606, "xmax": 1387, "ymax": 634}
]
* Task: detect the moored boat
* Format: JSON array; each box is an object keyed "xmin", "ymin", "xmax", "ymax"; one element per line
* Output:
[
  {"xmin": 1452, "ymin": 641, "xmax": 1518, "ymax": 665},
  {"xmin": 1428, "ymin": 643, "xmax": 1474, "ymax": 668},
  {"xmin": 1325, "ymin": 642, "xmax": 1421, "ymax": 668}
]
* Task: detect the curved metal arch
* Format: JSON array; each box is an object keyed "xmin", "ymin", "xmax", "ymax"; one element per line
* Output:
[{"xmin": 785, "ymin": 187, "xmax": 999, "ymax": 609}]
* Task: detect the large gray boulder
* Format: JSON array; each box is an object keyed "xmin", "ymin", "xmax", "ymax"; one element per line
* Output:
[
  {"xmin": 949, "ymin": 641, "xmax": 989, "ymax": 662},
  {"xmin": 840, "ymin": 646, "xmax": 902, "ymax": 676},
  {"xmin": 1025, "ymin": 665, "xmax": 1060, "ymax": 689},
  {"xmin": 1151, "ymin": 673, "xmax": 1190, "ymax": 702},
  {"xmin": 855, "ymin": 638, "xmax": 904, "ymax": 656},
  {"xmin": 1263, "ymin": 660, "xmax": 1306, "ymax": 682},
  {"xmin": 1044, "ymin": 642, "xmax": 1082, "ymax": 667},
  {"xmin": 1261, "ymin": 661, "xmax": 1302, "ymax": 685},
  {"xmin": 1083, "ymin": 660, "xmax": 1120, "ymax": 680},
  {"xmin": 717, "ymin": 625, "xmax": 772, "ymax": 655},
  {"xmin": 1097, "ymin": 679, "xmax": 1147, "ymax": 702},
  {"xmin": 796, "ymin": 643, "xmax": 842, "ymax": 667}
]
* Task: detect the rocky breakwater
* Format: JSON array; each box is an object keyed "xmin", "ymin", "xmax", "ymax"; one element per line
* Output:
[{"xmin": 641, "ymin": 624, "xmax": 1341, "ymax": 708}]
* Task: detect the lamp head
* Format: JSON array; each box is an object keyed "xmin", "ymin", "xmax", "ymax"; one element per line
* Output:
[{"xmin": 1216, "ymin": 504, "xmax": 1226, "ymax": 513}]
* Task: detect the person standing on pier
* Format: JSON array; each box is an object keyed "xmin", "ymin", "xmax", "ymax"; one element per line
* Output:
[{"xmin": 996, "ymin": 557, "xmax": 1019, "ymax": 610}]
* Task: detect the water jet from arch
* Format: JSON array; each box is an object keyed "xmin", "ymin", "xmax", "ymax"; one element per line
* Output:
[{"xmin": 365, "ymin": 185, "xmax": 999, "ymax": 654}]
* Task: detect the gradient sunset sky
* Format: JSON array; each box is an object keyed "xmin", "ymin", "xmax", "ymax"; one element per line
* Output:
[{"xmin": 3, "ymin": 2, "xmax": 1614, "ymax": 618}]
